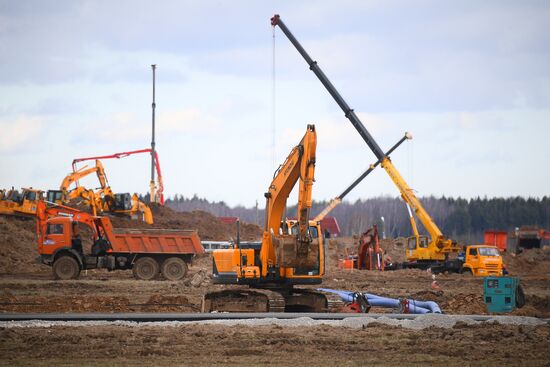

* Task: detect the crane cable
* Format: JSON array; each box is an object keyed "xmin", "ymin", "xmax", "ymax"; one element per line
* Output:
[
  {"xmin": 407, "ymin": 134, "xmax": 414, "ymax": 192},
  {"xmin": 271, "ymin": 25, "xmax": 277, "ymax": 171}
]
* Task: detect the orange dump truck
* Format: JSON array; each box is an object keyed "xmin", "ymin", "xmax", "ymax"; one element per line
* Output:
[{"xmin": 35, "ymin": 201, "xmax": 203, "ymax": 280}]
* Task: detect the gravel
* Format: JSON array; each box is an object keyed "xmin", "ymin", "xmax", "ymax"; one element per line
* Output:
[{"xmin": 0, "ymin": 314, "xmax": 546, "ymax": 330}]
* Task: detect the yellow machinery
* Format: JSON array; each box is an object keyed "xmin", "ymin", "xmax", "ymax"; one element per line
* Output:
[
  {"xmin": 203, "ymin": 125, "xmax": 330, "ymax": 313},
  {"xmin": 313, "ymin": 132, "xmax": 411, "ymax": 223},
  {"xmin": 51, "ymin": 159, "xmax": 153, "ymax": 224},
  {"xmin": 0, "ymin": 187, "xmax": 44, "ymax": 218},
  {"xmin": 272, "ymin": 15, "xmax": 463, "ymax": 268},
  {"xmin": 405, "ymin": 203, "xmax": 503, "ymax": 275}
]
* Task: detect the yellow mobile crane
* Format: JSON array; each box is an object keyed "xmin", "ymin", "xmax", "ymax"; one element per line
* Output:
[
  {"xmin": 272, "ymin": 15, "xmax": 463, "ymax": 271},
  {"xmin": 203, "ymin": 125, "xmax": 331, "ymax": 312}
]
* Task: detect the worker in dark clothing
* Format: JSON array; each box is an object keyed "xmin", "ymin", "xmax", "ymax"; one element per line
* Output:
[{"xmin": 71, "ymin": 222, "xmax": 83, "ymax": 254}]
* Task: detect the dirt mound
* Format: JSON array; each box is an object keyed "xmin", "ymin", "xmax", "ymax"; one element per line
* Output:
[
  {"xmin": 0, "ymin": 204, "xmax": 262, "ymax": 275},
  {"xmin": 0, "ymin": 217, "xmax": 45, "ymax": 274},
  {"xmin": 110, "ymin": 204, "xmax": 262, "ymax": 241},
  {"xmin": 503, "ymin": 247, "xmax": 550, "ymax": 275},
  {"xmin": 380, "ymin": 237, "xmax": 407, "ymax": 263}
]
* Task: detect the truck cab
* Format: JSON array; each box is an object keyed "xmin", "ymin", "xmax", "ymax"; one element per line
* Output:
[{"xmin": 461, "ymin": 245, "xmax": 503, "ymax": 276}]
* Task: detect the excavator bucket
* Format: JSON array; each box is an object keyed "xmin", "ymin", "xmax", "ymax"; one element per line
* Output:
[{"xmin": 272, "ymin": 234, "xmax": 319, "ymax": 268}]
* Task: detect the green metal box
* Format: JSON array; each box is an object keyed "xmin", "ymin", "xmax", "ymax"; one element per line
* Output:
[{"xmin": 484, "ymin": 276, "xmax": 517, "ymax": 313}]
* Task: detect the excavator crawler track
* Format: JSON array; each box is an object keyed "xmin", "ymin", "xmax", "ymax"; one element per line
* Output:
[
  {"xmin": 201, "ymin": 288, "xmax": 285, "ymax": 313},
  {"xmin": 202, "ymin": 287, "xmax": 342, "ymax": 313}
]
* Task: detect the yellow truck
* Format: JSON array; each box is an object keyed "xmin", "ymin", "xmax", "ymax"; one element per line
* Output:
[{"xmin": 459, "ymin": 245, "xmax": 504, "ymax": 276}]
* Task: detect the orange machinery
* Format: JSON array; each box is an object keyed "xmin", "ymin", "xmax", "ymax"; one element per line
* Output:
[
  {"xmin": 36, "ymin": 200, "xmax": 202, "ymax": 281},
  {"xmin": 72, "ymin": 148, "xmax": 164, "ymax": 205},
  {"xmin": 203, "ymin": 125, "xmax": 328, "ymax": 312}
]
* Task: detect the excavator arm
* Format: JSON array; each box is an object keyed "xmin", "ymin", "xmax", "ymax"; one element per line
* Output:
[
  {"xmin": 60, "ymin": 160, "xmax": 108, "ymax": 194},
  {"xmin": 272, "ymin": 14, "xmax": 459, "ymax": 260},
  {"xmin": 261, "ymin": 124, "xmax": 317, "ymax": 274},
  {"xmin": 131, "ymin": 194, "xmax": 154, "ymax": 225}
]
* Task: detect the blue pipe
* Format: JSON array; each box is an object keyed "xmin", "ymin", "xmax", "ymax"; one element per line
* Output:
[{"xmin": 317, "ymin": 288, "xmax": 441, "ymax": 314}]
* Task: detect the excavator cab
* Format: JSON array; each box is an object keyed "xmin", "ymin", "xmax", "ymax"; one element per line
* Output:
[
  {"xmin": 46, "ymin": 190, "xmax": 64, "ymax": 204},
  {"xmin": 113, "ymin": 193, "xmax": 132, "ymax": 211}
]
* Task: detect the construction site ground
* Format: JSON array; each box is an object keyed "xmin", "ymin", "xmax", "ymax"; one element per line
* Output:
[{"xmin": 1, "ymin": 212, "xmax": 549, "ymax": 365}]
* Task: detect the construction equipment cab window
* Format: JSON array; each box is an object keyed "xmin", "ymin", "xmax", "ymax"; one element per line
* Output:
[
  {"xmin": 47, "ymin": 224, "xmax": 64, "ymax": 235},
  {"xmin": 408, "ymin": 236, "xmax": 428, "ymax": 249},
  {"xmin": 290, "ymin": 225, "xmax": 319, "ymax": 239},
  {"xmin": 469, "ymin": 248, "xmax": 478, "ymax": 256},
  {"xmin": 479, "ymin": 247, "xmax": 500, "ymax": 256}
]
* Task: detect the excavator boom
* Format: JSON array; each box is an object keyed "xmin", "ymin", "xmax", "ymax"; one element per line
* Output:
[{"xmin": 261, "ymin": 124, "xmax": 318, "ymax": 273}]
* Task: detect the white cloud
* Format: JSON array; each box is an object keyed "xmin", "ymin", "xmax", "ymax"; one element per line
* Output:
[
  {"xmin": 83, "ymin": 108, "xmax": 221, "ymax": 143},
  {"xmin": 0, "ymin": 115, "xmax": 44, "ymax": 152}
]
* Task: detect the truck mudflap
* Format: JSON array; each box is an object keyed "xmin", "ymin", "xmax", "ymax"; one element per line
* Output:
[{"xmin": 36, "ymin": 255, "xmax": 52, "ymax": 266}]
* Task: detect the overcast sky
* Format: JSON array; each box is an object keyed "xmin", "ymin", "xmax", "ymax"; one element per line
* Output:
[{"xmin": 1, "ymin": 0, "xmax": 549, "ymax": 207}]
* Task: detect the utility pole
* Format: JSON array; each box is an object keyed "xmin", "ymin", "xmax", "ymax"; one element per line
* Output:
[{"xmin": 150, "ymin": 64, "xmax": 157, "ymax": 203}]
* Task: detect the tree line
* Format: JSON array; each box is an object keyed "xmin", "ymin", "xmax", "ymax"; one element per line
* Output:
[{"xmin": 165, "ymin": 194, "xmax": 550, "ymax": 243}]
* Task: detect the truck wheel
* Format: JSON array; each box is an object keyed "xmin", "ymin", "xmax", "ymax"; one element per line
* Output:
[
  {"xmin": 161, "ymin": 257, "xmax": 188, "ymax": 281},
  {"xmin": 53, "ymin": 256, "xmax": 81, "ymax": 280},
  {"xmin": 133, "ymin": 257, "xmax": 160, "ymax": 280},
  {"xmin": 461, "ymin": 268, "xmax": 473, "ymax": 276}
]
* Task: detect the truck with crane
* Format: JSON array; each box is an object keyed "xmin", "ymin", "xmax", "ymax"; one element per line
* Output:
[
  {"xmin": 35, "ymin": 200, "xmax": 203, "ymax": 280},
  {"xmin": 202, "ymin": 125, "xmax": 332, "ymax": 312},
  {"xmin": 271, "ymin": 14, "xmax": 504, "ymax": 276}
]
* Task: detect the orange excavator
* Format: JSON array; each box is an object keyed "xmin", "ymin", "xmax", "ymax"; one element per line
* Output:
[
  {"xmin": 202, "ymin": 125, "xmax": 331, "ymax": 312},
  {"xmin": 357, "ymin": 225, "xmax": 385, "ymax": 271},
  {"xmin": 48, "ymin": 159, "xmax": 153, "ymax": 224}
]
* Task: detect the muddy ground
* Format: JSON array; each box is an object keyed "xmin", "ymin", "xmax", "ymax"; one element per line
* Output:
[
  {"xmin": 0, "ymin": 213, "xmax": 549, "ymax": 317},
  {"xmin": 1, "ymin": 322, "xmax": 549, "ymax": 366},
  {"xmin": 0, "ymin": 214, "xmax": 549, "ymax": 365}
]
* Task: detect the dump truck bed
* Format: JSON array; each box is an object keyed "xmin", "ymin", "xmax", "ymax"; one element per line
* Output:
[{"xmin": 110, "ymin": 228, "xmax": 204, "ymax": 255}]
